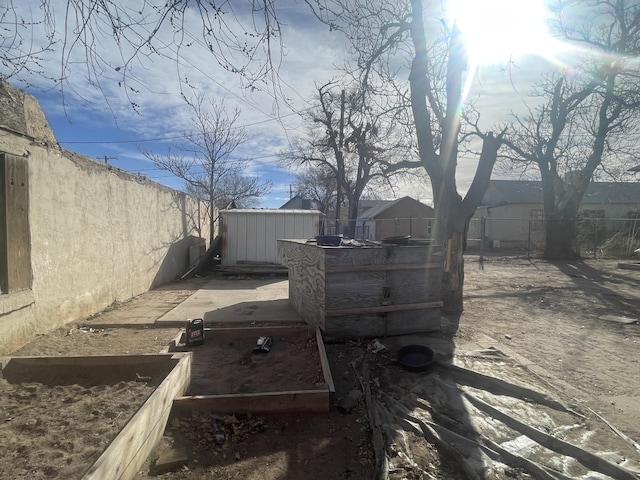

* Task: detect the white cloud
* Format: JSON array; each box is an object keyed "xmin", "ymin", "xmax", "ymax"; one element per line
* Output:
[{"xmin": 4, "ymin": 1, "xmax": 570, "ymax": 208}]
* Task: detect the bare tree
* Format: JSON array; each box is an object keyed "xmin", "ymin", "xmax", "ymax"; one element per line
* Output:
[
  {"xmin": 282, "ymin": 80, "xmax": 412, "ymax": 237},
  {"xmin": 306, "ymin": 0, "xmax": 504, "ymax": 312},
  {"xmin": 500, "ymin": 0, "xmax": 640, "ymax": 258},
  {"xmin": 142, "ymin": 95, "xmax": 271, "ymax": 245},
  {"xmin": 293, "ymin": 164, "xmax": 338, "ymax": 215},
  {"xmin": 1, "ymin": 1, "xmax": 281, "ymax": 106}
]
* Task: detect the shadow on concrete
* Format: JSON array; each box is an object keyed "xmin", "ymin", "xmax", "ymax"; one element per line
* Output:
[{"xmin": 202, "ymin": 299, "xmax": 303, "ymax": 327}]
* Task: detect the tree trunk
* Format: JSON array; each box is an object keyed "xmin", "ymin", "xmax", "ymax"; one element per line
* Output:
[
  {"xmin": 545, "ymin": 216, "xmax": 579, "ymax": 259},
  {"xmin": 441, "ymin": 228, "xmax": 465, "ymax": 312}
]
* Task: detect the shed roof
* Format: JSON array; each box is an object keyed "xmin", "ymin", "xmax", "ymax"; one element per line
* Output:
[
  {"xmin": 220, "ymin": 208, "xmax": 323, "ymax": 215},
  {"xmin": 484, "ymin": 180, "xmax": 640, "ymax": 206}
]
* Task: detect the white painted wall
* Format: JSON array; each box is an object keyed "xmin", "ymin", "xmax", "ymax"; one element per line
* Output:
[
  {"xmin": 221, "ymin": 209, "xmax": 322, "ymax": 265},
  {"xmin": 0, "ymin": 83, "xmax": 210, "ymax": 354}
]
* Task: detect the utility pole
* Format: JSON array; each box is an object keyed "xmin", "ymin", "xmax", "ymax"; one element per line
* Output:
[{"xmin": 335, "ymin": 89, "xmax": 346, "ymax": 235}]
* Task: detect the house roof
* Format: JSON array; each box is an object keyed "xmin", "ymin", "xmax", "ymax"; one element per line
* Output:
[
  {"xmin": 484, "ymin": 180, "xmax": 640, "ymax": 206},
  {"xmin": 358, "ymin": 199, "xmax": 398, "ymax": 218},
  {"xmin": 358, "ymin": 196, "xmax": 432, "ymax": 219},
  {"xmin": 280, "ymin": 194, "xmax": 312, "ymax": 209}
]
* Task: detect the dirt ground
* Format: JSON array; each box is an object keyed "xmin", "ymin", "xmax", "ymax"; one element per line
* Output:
[{"xmin": 2, "ymin": 256, "xmax": 639, "ymax": 479}]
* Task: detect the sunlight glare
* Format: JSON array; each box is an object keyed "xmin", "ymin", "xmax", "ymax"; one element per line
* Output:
[{"xmin": 450, "ymin": 0, "xmax": 554, "ymax": 65}]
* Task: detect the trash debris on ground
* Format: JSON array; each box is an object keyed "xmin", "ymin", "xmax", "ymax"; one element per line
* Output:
[
  {"xmin": 252, "ymin": 336, "xmax": 273, "ymax": 353},
  {"xmin": 337, "ymin": 389, "xmax": 364, "ymax": 414},
  {"xmin": 354, "ymin": 347, "xmax": 640, "ymax": 480},
  {"xmin": 368, "ymin": 339, "xmax": 386, "ymax": 353}
]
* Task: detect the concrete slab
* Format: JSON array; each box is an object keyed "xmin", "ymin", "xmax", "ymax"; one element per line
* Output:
[{"xmin": 156, "ymin": 277, "xmax": 304, "ymax": 327}]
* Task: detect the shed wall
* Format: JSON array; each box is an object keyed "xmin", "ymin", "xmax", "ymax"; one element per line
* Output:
[{"xmin": 221, "ymin": 210, "xmax": 321, "ymax": 265}]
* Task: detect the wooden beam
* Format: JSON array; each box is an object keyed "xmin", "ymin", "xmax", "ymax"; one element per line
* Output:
[
  {"xmin": 325, "ymin": 262, "xmax": 441, "ymax": 274},
  {"xmin": 172, "ymin": 390, "xmax": 331, "ymax": 414},
  {"xmin": 204, "ymin": 325, "xmax": 314, "ymax": 339},
  {"xmin": 315, "ymin": 327, "xmax": 335, "ymax": 408},
  {"xmin": 4, "ymin": 353, "xmax": 177, "ymax": 368},
  {"xmin": 325, "ymin": 301, "xmax": 443, "ymax": 318},
  {"xmin": 83, "ymin": 352, "xmax": 191, "ymax": 480}
]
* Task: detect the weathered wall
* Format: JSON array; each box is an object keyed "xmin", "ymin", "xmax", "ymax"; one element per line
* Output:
[{"xmin": 0, "ymin": 82, "xmax": 210, "ymax": 354}]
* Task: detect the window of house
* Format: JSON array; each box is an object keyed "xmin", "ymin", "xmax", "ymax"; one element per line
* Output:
[{"xmin": 0, "ymin": 153, "xmax": 31, "ymax": 293}]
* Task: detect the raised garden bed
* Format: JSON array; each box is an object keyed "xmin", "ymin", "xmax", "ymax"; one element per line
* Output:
[
  {"xmin": 170, "ymin": 325, "xmax": 335, "ymax": 415},
  {"xmin": 0, "ymin": 353, "xmax": 191, "ymax": 480}
]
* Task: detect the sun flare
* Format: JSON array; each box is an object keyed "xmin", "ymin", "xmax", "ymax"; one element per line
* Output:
[{"xmin": 450, "ymin": 0, "xmax": 555, "ymax": 65}]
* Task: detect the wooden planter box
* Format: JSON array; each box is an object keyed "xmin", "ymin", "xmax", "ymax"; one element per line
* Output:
[
  {"xmin": 278, "ymin": 239, "xmax": 443, "ymax": 338},
  {"xmin": 171, "ymin": 326, "xmax": 335, "ymax": 415},
  {"xmin": 0, "ymin": 353, "xmax": 191, "ymax": 480}
]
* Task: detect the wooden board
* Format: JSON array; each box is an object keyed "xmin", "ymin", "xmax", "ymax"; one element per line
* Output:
[
  {"xmin": 173, "ymin": 390, "xmax": 331, "ymax": 415},
  {"xmin": 618, "ymin": 262, "xmax": 640, "ymax": 271},
  {"xmin": 325, "ymin": 309, "xmax": 442, "ymax": 339},
  {"xmin": 172, "ymin": 326, "xmax": 334, "ymax": 414},
  {"xmin": 84, "ymin": 352, "xmax": 191, "ymax": 480},
  {"xmin": 0, "ymin": 353, "xmax": 191, "ymax": 480}
]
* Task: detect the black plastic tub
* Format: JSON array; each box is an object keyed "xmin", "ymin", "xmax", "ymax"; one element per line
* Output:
[
  {"xmin": 396, "ymin": 344, "xmax": 435, "ymax": 372},
  {"xmin": 315, "ymin": 235, "xmax": 342, "ymax": 246},
  {"xmin": 382, "ymin": 235, "xmax": 411, "ymax": 245}
]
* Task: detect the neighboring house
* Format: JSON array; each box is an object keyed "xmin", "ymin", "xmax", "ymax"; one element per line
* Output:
[
  {"xmin": 280, "ymin": 194, "xmax": 313, "ymax": 210},
  {"xmin": 324, "ymin": 199, "xmax": 396, "ymax": 235},
  {"xmin": 356, "ymin": 196, "xmax": 435, "ymax": 241},
  {"xmin": 0, "ymin": 82, "xmax": 210, "ymax": 355},
  {"xmin": 471, "ymin": 180, "xmax": 640, "ymax": 248}
]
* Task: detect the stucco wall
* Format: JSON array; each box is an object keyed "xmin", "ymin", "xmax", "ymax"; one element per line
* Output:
[{"xmin": 0, "ymin": 83, "xmax": 210, "ymax": 354}]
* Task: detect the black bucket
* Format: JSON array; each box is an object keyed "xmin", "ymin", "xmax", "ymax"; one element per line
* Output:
[
  {"xmin": 186, "ymin": 318, "xmax": 204, "ymax": 347},
  {"xmin": 397, "ymin": 344, "xmax": 435, "ymax": 372}
]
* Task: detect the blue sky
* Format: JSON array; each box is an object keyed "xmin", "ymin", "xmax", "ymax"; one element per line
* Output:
[
  {"xmin": 14, "ymin": 1, "xmax": 350, "ymax": 209},
  {"xmin": 5, "ymin": 0, "xmax": 577, "ymax": 208}
]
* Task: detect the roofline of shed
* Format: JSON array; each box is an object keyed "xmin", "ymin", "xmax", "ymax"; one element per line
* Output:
[{"xmin": 220, "ymin": 209, "xmax": 325, "ymax": 215}]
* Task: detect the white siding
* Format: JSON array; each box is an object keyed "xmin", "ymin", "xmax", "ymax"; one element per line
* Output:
[{"xmin": 221, "ymin": 209, "xmax": 323, "ymax": 265}]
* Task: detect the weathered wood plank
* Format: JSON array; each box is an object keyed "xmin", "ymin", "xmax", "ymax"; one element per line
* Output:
[
  {"xmin": 325, "ymin": 262, "xmax": 442, "ymax": 273},
  {"xmin": 83, "ymin": 352, "xmax": 192, "ymax": 480},
  {"xmin": 324, "ymin": 245, "xmax": 442, "ymax": 268},
  {"xmin": 172, "ymin": 390, "xmax": 331, "ymax": 414},
  {"xmin": 325, "ymin": 309, "xmax": 441, "ymax": 338},
  {"xmin": 4, "ymin": 353, "xmax": 177, "ymax": 368},
  {"xmin": 326, "ymin": 302, "xmax": 443, "ymax": 317},
  {"xmin": 324, "ymin": 268, "xmax": 441, "ymax": 310},
  {"xmin": 324, "ymin": 271, "xmax": 385, "ymax": 310},
  {"xmin": 204, "ymin": 325, "xmax": 315, "ymax": 339},
  {"xmin": 315, "ymin": 327, "xmax": 335, "ymax": 407}
]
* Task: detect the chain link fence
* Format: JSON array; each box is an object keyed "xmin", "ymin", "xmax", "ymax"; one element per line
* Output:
[
  {"xmin": 321, "ymin": 217, "xmax": 434, "ymax": 241},
  {"xmin": 321, "ymin": 213, "xmax": 640, "ymax": 259},
  {"xmin": 468, "ymin": 215, "xmax": 640, "ymax": 259}
]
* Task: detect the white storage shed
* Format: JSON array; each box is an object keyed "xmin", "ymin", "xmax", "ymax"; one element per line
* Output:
[{"xmin": 220, "ymin": 209, "xmax": 323, "ymax": 266}]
